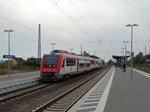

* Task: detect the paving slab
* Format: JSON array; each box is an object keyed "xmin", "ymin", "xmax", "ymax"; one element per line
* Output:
[
  {"xmin": 0, "ymin": 71, "xmax": 40, "ymax": 82},
  {"xmin": 103, "ymin": 67, "xmax": 150, "ymax": 112},
  {"xmin": 0, "ymin": 71, "xmax": 40, "ymax": 94}
]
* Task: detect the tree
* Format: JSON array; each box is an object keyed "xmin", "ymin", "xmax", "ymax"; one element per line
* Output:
[
  {"xmin": 107, "ymin": 60, "xmax": 113, "ymax": 65},
  {"xmin": 135, "ymin": 52, "xmax": 144, "ymax": 64},
  {"xmin": 24, "ymin": 57, "xmax": 40, "ymax": 67}
]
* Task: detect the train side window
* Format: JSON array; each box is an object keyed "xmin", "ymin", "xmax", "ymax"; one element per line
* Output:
[
  {"xmin": 91, "ymin": 60, "xmax": 94, "ymax": 65},
  {"xmin": 62, "ymin": 59, "xmax": 65, "ymax": 68}
]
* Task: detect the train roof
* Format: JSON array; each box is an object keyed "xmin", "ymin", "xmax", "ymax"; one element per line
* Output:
[
  {"xmin": 46, "ymin": 50, "xmax": 101, "ymax": 61},
  {"xmin": 44, "ymin": 54, "xmax": 101, "ymax": 61}
]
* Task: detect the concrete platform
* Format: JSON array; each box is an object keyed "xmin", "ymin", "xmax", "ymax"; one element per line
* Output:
[
  {"xmin": 0, "ymin": 72, "xmax": 40, "ymax": 94},
  {"xmin": 68, "ymin": 66, "xmax": 150, "ymax": 112},
  {"xmin": 102, "ymin": 67, "xmax": 150, "ymax": 112},
  {"xmin": 68, "ymin": 67, "xmax": 115, "ymax": 112}
]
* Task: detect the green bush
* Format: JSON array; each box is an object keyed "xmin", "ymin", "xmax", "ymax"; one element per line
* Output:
[
  {"xmin": 127, "ymin": 52, "xmax": 150, "ymax": 67},
  {"xmin": 24, "ymin": 57, "xmax": 40, "ymax": 67}
]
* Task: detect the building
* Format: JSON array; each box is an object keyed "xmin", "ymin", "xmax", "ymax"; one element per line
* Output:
[
  {"xmin": 0, "ymin": 60, "xmax": 3, "ymax": 64},
  {"xmin": 11, "ymin": 57, "xmax": 24, "ymax": 65},
  {"xmin": 112, "ymin": 55, "xmax": 130, "ymax": 67},
  {"xmin": 146, "ymin": 59, "xmax": 150, "ymax": 66}
]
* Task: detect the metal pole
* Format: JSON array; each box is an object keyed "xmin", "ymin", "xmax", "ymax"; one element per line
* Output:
[
  {"xmin": 8, "ymin": 32, "xmax": 10, "ymax": 79},
  {"xmin": 52, "ymin": 44, "xmax": 54, "ymax": 51},
  {"xmin": 81, "ymin": 45, "xmax": 82, "ymax": 55},
  {"xmin": 125, "ymin": 43, "xmax": 126, "ymax": 57},
  {"xmin": 126, "ymin": 24, "xmax": 138, "ymax": 79},
  {"xmin": 4, "ymin": 29, "xmax": 14, "ymax": 79},
  {"xmin": 38, "ymin": 24, "xmax": 41, "ymax": 59},
  {"xmin": 145, "ymin": 46, "xmax": 146, "ymax": 56},
  {"xmin": 50, "ymin": 43, "xmax": 56, "ymax": 52},
  {"xmin": 123, "ymin": 41, "xmax": 129, "ymax": 65},
  {"xmin": 131, "ymin": 26, "xmax": 133, "ymax": 79}
]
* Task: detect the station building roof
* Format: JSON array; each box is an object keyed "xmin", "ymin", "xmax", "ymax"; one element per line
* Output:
[{"xmin": 112, "ymin": 55, "xmax": 130, "ymax": 60}]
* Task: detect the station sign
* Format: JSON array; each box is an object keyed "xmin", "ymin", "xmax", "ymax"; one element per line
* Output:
[
  {"xmin": 121, "ymin": 56, "xmax": 128, "ymax": 59},
  {"xmin": 3, "ymin": 55, "xmax": 15, "ymax": 58}
]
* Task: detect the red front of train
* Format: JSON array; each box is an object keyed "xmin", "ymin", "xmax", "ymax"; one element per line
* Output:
[{"xmin": 40, "ymin": 51, "xmax": 103, "ymax": 81}]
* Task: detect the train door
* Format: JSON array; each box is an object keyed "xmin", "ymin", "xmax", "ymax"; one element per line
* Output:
[
  {"xmin": 60, "ymin": 58, "xmax": 66, "ymax": 75},
  {"xmin": 77, "ymin": 59, "xmax": 79, "ymax": 74},
  {"xmin": 90, "ymin": 60, "xmax": 91, "ymax": 71}
]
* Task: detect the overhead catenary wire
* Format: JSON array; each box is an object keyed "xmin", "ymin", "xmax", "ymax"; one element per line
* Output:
[
  {"xmin": 67, "ymin": 0, "xmax": 106, "ymax": 56},
  {"xmin": 68, "ymin": 0, "xmax": 99, "ymax": 40},
  {"xmin": 51, "ymin": 0, "xmax": 96, "ymax": 54},
  {"xmin": 6, "ymin": 0, "xmax": 81, "ymax": 37},
  {"xmin": 5, "ymin": 0, "xmax": 96, "ymax": 52},
  {"xmin": 50, "ymin": 0, "xmax": 94, "ymax": 41}
]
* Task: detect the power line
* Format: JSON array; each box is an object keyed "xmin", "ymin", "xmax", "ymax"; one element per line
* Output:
[
  {"xmin": 50, "ymin": 0, "xmax": 94, "ymax": 41},
  {"xmin": 6, "ymin": 0, "xmax": 80, "ymax": 37},
  {"xmin": 68, "ymin": 0, "xmax": 99, "ymax": 39}
]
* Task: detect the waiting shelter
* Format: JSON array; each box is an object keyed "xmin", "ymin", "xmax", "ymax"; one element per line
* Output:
[{"xmin": 112, "ymin": 55, "xmax": 130, "ymax": 67}]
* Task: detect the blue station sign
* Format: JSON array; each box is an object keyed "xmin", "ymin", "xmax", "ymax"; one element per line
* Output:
[{"xmin": 3, "ymin": 55, "xmax": 15, "ymax": 58}]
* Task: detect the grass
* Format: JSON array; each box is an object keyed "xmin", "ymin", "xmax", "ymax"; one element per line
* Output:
[
  {"xmin": 134, "ymin": 66, "xmax": 150, "ymax": 73},
  {"xmin": 0, "ymin": 66, "xmax": 40, "ymax": 76}
]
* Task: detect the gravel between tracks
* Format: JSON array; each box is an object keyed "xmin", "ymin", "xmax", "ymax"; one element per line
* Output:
[{"xmin": 0, "ymin": 67, "xmax": 108, "ymax": 112}]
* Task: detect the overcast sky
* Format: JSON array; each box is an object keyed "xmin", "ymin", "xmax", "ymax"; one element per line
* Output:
[{"xmin": 0, "ymin": 0, "xmax": 150, "ymax": 61}]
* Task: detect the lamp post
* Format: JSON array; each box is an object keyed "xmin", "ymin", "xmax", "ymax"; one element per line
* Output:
[
  {"xmin": 123, "ymin": 41, "xmax": 129, "ymax": 63},
  {"xmin": 4, "ymin": 29, "xmax": 14, "ymax": 79},
  {"xmin": 123, "ymin": 41, "xmax": 129, "ymax": 56},
  {"xmin": 69, "ymin": 49, "xmax": 73, "ymax": 53},
  {"xmin": 126, "ymin": 24, "xmax": 138, "ymax": 79},
  {"xmin": 121, "ymin": 48, "xmax": 125, "ymax": 56},
  {"xmin": 50, "ymin": 43, "xmax": 56, "ymax": 52}
]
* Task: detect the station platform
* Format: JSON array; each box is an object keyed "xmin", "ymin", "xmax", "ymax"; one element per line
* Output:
[
  {"xmin": 68, "ymin": 66, "xmax": 150, "ymax": 112},
  {"xmin": 0, "ymin": 72, "xmax": 40, "ymax": 94}
]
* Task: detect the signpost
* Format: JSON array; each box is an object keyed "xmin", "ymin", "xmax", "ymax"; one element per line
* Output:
[
  {"xmin": 3, "ymin": 55, "xmax": 15, "ymax": 79},
  {"xmin": 3, "ymin": 55, "xmax": 15, "ymax": 59}
]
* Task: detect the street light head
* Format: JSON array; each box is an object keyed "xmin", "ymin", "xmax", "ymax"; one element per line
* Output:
[
  {"xmin": 123, "ymin": 41, "xmax": 129, "ymax": 43},
  {"xmin": 4, "ymin": 30, "xmax": 9, "ymax": 32},
  {"xmin": 9, "ymin": 30, "xmax": 14, "ymax": 32},
  {"xmin": 126, "ymin": 24, "xmax": 139, "ymax": 27},
  {"xmin": 4, "ymin": 29, "xmax": 14, "ymax": 32},
  {"xmin": 50, "ymin": 43, "xmax": 56, "ymax": 45},
  {"xmin": 126, "ymin": 24, "xmax": 132, "ymax": 27},
  {"xmin": 133, "ymin": 24, "xmax": 138, "ymax": 26}
]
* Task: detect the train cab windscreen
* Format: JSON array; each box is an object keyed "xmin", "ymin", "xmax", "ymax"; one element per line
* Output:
[{"xmin": 43, "ymin": 55, "xmax": 59, "ymax": 68}]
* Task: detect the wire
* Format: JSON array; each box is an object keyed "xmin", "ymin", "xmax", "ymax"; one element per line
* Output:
[
  {"xmin": 68, "ymin": 0, "xmax": 98, "ymax": 39},
  {"xmin": 50, "ymin": 0, "xmax": 94, "ymax": 41},
  {"xmin": 6, "ymin": 0, "xmax": 81, "ymax": 37}
]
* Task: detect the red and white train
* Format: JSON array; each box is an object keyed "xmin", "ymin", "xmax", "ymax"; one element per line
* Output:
[{"xmin": 40, "ymin": 50, "xmax": 103, "ymax": 81}]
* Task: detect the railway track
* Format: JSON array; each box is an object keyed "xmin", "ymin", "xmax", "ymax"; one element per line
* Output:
[
  {"xmin": 32, "ymin": 67, "xmax": 111, "ymax": 112},
  {"xmin": 0, "ymin": 83, "xmax": 54, "ymax": 103}
]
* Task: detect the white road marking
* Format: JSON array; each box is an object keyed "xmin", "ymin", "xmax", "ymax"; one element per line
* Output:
[
  {"xmin": 95, "ymin": 67, "xmax": 115, "ymax": 112},
  {"xmin": 133, "ymin": 68, "xmax": 150, "ymax": 79}
]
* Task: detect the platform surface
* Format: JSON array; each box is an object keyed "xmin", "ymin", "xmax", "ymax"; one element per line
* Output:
[
  {"xmin": 102, "ymin": 67, "xmax": 150, "ymax": 112},
  {"xmin": 68, "ymin": 66, "xmax": 150, "ymax": 112},
  {"xmin": 0, "ymin": 71, "xmax": 40, "ymax": 82},
  {"xmin": 0, "ymin": 71, "xmax": 40, "ymax": 94}
]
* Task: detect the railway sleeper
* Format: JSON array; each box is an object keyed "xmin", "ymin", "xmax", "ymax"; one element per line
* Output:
[
  {"xmin": 45, "ymin": 108, "xmax": 66, "ymax": 111},
  {"xmin": 49, "ymin": 106, "xmax": 68, "ymax": 109},
  {"xmin": 51, "ymin": 103, "xmax": 71, "ymax": 107}
]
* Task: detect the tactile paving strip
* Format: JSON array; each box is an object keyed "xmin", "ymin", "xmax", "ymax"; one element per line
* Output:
[{"xmin": 68, "ymin": 68, "xmax": 113, "ymax": 112}]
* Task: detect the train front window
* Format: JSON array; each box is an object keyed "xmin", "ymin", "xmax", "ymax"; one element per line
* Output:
[{"xmin": 43, "ymin": 55, "xmax": 59, "ymax": 68}]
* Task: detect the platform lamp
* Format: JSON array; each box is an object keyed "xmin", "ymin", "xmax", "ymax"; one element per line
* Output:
[
  {"xmin": 50, "ymin": 43, "xmax": 56, "ymax": 52},
  {"xmin": 70, "ymin": 49, "xmax": 73, "ymax": 53},
  {"xmin": 4, "ymin": 29, "xmax": 14, "ymax": 79},
  {"xmin": 126, "ymin": 24, "xmax": 138, "ymax": 79},
  {"xmin": 123, "ymin": 41, "xmax": 129, "ymax": 64}
]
